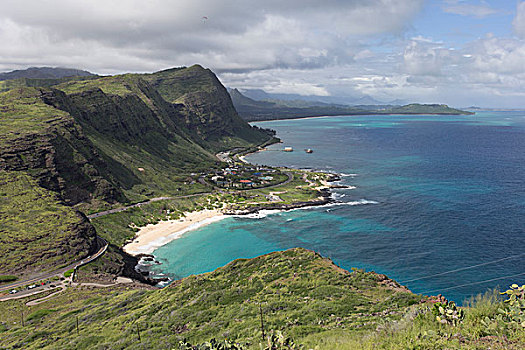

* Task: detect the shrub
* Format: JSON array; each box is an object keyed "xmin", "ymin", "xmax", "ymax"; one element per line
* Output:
[
  {"xmin": 431, "ymin": 301, "xmax": 464, "ymax": 326},
  {"xmin": 0, "ymin": 275, "xmax": 17, "ymax": 283}
]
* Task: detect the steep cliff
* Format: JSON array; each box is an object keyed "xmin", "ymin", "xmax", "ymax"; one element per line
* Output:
[
  {"xmin": 0, "ymin": 171, "xmax": 98, "ymax": 276},
  {"xmin": 144, "ymin": 65, "xmax": 270, "ymax": 150},
  {"xmin": 0, "ymin": 88, "xmax": 126, "ymax": 205},
  {"xmin": 0, "ymin": 66, "xmax": 273, "ymax": 276}
]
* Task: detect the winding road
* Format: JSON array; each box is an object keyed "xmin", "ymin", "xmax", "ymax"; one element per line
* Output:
[
  {"xmin": 1, "ymin": 151, "xmax": 293, "ymax": 299},
  {"xmin": 0, "ymin": 236, "xmax": 108, "ymax": 294}
]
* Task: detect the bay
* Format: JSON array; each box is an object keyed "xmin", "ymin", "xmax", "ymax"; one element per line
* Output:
[{"xmin": 152, "ymin": 111, "xmax": 525, "ymax": 304}]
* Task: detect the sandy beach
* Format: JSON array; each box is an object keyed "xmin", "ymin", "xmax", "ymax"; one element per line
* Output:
[{"xmin": 123, "ymin": 209, "xmax": 227, "ymax": 256}]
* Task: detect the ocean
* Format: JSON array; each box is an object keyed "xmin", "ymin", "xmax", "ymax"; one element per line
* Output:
[{"xmin": 152, "ymin": 111, "xmax": 525, "ymax": 304}]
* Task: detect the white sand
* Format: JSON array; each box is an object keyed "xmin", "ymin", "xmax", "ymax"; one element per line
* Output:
[{"xmin": 123, "ymin": 209, "xmax": 227, "ymax": 256}]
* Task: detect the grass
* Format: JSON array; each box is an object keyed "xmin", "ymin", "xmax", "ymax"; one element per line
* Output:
[
  {"xmin": 0, "ymin": 248, "xmax": 422, "ymax": 349},
  {"xmin": 90, "ymin": 196, "xmax": 209, "ymax": 247},
  {"xmin": 0, "ymin": 171, "xmax": 96, "ymax": 276},
  {"xmin": 0, "ymin": 87, "xmax": 72, "ymax": 145},
  {"xmin": 1, "ymin": 248, "xmax": 522, "ymax": 349},
  {"xmin": 0, "ymin": 275, "xmax": 18, "ymax": 283}
]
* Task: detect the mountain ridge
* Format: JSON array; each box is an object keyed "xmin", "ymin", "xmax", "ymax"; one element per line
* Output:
[
  {"xmin": 0, "ymin": 67, "xmax": 95, "ymax": 81},
  {"xmin": 230, "ymin": 88, "xmax": 474, "ymax": 121},
  {"xmin": 0, "ymin": 65, "xmax": 274, "ymax": 277}
]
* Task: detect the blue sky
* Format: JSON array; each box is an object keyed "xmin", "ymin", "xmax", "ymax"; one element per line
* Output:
[
  {"xmin": 1, "ymin": 0, "xmax": 524, "ymax": 107},
  {"xmin": 415, "ymin": 1, "xmax": 516, "ymax": 41}
]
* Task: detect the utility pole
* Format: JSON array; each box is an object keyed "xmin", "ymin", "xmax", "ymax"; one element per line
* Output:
[
  {"xmin": 76, "ymin": 316, "xmax": 79, "ymax": 335},
  {"xmin": 259, "ymin": 304, "xmax": 265, "ymax": 341},
  {"xmin": 136, "ymin": 323, "xmax": 141, "ymax": 342},
  {"xmin": 21, "ymin": 309, "xmax": 24, "ymax": 327}
]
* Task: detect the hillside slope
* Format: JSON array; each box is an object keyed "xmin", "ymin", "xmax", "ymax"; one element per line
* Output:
[
  {"xmin": 0, "ymin": 171, "xmax": 97, "ymax": 276},
  {"xmin": 0, "ymin": 248, "xmax": 420, "ymax": 349},
  {"xmin": 143, "ymin": 65, "xmax": 270, "ymax": 150},
  {"xmin": 0, "ymin": 66, "xmax": 273, "ymax": 276},
  {"xmin": 0, "ymin": 67, "xmax": 95, "ymax": 81}
]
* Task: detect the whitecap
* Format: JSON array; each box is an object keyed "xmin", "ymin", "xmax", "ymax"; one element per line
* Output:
[
  {"xmin": 345, "ymin": 199, "xmax": 379, "ymax": 206},
  {"xmin": 235, "ymin": 209, "xmax": 283, "ymax": 219}
]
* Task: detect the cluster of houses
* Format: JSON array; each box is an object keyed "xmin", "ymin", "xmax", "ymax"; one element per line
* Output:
[{"xmin": 207, "ymin": 165, "xmax": 278, "ymax": 188}]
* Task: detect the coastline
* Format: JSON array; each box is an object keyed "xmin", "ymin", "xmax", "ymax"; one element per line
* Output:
[
  {"xmin": 122, "ymin": 182, "xmax": 337, "ymax": 257},
  {"xmin": 123, "ymin": 143, "xmax": 342, "ymax": 258},
  {"xmin": 123, "ymin": 209, "xmax": 228, "ymax": 256},
  {"xmin": 123, "ymin": 191, "xmax": 334, "ymax": 257}
]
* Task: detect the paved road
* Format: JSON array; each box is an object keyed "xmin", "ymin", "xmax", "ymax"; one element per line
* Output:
[
  {"xmin": 87, "ymin": 193, "xmax": 210, "ymax": 219},
  {"xmin": 88, "ymin": 171, "xmax": 292, "ymax": 220},
  {"xmin": 1, "ymin": 154, "xmax": 293, "ymax": 298},
  {"xmin": 0, "ymin": 237, "xmax": 108, "ymax": 294}
]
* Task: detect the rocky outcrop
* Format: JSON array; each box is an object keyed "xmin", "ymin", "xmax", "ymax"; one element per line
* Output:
[{"xmin": 145, "ymin": 65, "xmax": 273, "ymax": 149}]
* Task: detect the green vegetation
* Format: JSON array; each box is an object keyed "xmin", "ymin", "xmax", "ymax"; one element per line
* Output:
[
  {"xmin": 0, "ymin": 171, "xmax": 96, "ymax": 276},
  {"xmin": 432, "ymin": 300, "xmax": 465, "ymax": 326},
  {"xmin": 0, "ymin": 67, "xmax": 94, "ymax": 81},
  {"xmin": 1, "ymin": 249, "xmax": 523, "ymax": 349},
  {"xmin": 0, "ymin": 248, "xmax": 420, "ymax": 349},
  {"xmin": 388, "ymin": 103, "xmax": 474, "ymax": 115},
  {"xmin": 0, "ymin": 275, "xmax": 18, "ymax": 283},
  {"xmin": 26, "ymin": 309, "xmax": 57, "ymax": 323},
  {"xmin": 0, "ymin": 64, "xmax": 274, "ymax": 276},
  {"xmin": 91, "ymin": 196, "xmax": 207, "ymax": 247}
]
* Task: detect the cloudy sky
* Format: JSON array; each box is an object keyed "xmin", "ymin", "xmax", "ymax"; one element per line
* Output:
[{"xmin": 1, "ymin": 0, "xmax": 524, "ymax": 107}]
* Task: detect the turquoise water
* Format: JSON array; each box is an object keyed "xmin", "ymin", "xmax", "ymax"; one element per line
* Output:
[{"xmin": 152, "ymin": 111, "xmax": 525, "ymax": 304}]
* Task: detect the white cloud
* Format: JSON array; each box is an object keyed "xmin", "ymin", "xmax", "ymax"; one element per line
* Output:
[
  {"xmin": 0, "ymin": 0, "xmax": 423, "ymax": 73},
  {"xmin": 442, "ymin": 1, "xmax": 499, "ymax": 18},
  {"xmin": 513, "ymin": 2, "xmax": 525, "ymax": 39},
  {"xmin": 403, "ymin": 40, "xmax": 453, "ymax": 76},
  {"xmin": 1, "ymin": 0, "xmax": 524, "ymax": 107}
]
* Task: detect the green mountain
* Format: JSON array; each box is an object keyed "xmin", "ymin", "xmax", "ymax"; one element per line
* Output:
[
  {"xmin": 0, "ymin": 248, "xmax": 420, "ymax": 349},
  {"xmin": 0, "ymin": 67, "xmax": 95, "ymax": 81},
  {"xmin": 230, "ymin": 89, "xmax": 474, "ymax": 121},
  {"xmin": 0, "ymin": 65, "xmax": 274, "ymax": 276},
  {"xmin": 1, "ymin": 248, "xmax": 523, "ymax": 349}
]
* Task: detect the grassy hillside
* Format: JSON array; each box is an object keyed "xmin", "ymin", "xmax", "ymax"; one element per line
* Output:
[
  {"xmin": 1, "ymin": 248, "xmax": 523, "ymax": 349},
  {"xmin": 0, "ymin": 87, "xmax": 129, "ymax": 205},
  {"xmin": 388, "ymin": 103, "xmax": 474, "ymax": 115},
  {"xmin": 0, "ymin": 66, "xmax": 273, "ymax": 277},
  {"xmin": 0, "ymin": 171, "xmax": 97, "ymax": 276},
  {"xmin": 0, "ymin": 67, "xmax": 274, "ymax": 207},
  {"xmin": 143, "ymin": 65, "xmax": 270, "ymax": 149},
  {"xmin": 0, "ymin": 248, "xmax": 420, "ymax": 349},
  {"xmin": 0, "ymin": 67, "xmax": 95, "ymax": 81}
]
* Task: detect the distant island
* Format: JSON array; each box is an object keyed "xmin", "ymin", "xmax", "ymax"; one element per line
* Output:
[{"xmin": 229, "ymin": 88, "xmax": 474, "ymax": 122}]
